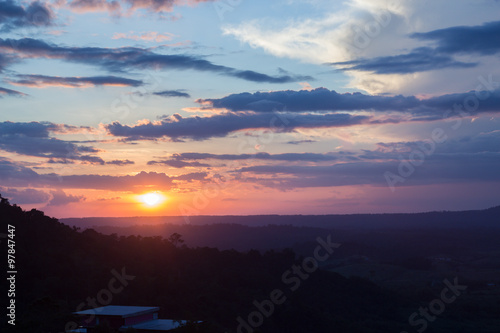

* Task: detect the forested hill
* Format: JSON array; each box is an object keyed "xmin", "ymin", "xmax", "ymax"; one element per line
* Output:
[
  {"xmin": 1, "ymin": 195, "xmax": 499, "ymax": 332},
  {"xmin": 0, "ymin": 195, "xmax": 408, "ymax": 333},
  {"xmin": 61, "ymin": 205, "xmax": 500, "ymax": 229}
]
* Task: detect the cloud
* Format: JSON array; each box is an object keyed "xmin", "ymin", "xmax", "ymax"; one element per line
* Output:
[
  {"xmin": 161, "ymin": 152, "xmax": 340, "ymax": 162},
  {"xmin": 46, "ymin": 189, "xmax": 85, "ymax": 206},
  {"xmin": 112, "ymin": 31, "xmax": 175, "ymax": 42},
  {"xmin": 0, "ymin": 187, "xmax": 50, "ymax": 204},
  {"xmin": 147, "ymin": 151, "xmax": 343, "ymax": 167},
  {"xmin": 198, "ymin": 87, "xmax": 500, "ymax": 116},
  {"xmin": 332, "ymin": 20, "xmax": 500, "ymax": 75},
  {"xmin": 147, "ymin": 159, "xmax": 210, "ymax": 168},
  {"xmin": 0, "ymin": 53, "xmax": 14, "ymax": 72},
  {"xmin": 0, "ymin": 121, "xmax": 104, "ymax": 164},
  {"xmin": 54, "ymin": 171, "xmax": 209, "ymax": 191},
  {"xmin": 237, "ymin": 152, "xmax": 500, "ymax": 189},
  {"xmin": 153, "ymin": 90, "xmax": 190, "ymax": 98},
  {"xmin": 0, "ymin": 157, "xmax": 40, "ymax": 187},
  {"xmin": 0, "ymin": 157, "xmax": 209, "ymax": 192},
  {"xmin": 67, "ymin": 0, "xmax": 217, "ymax": 16},
  {"xmin": 0, "ymin": 86, "xmax": 26, "ymax": 97},
  {"xmin": 286, "ymin": 139, "xmax": 317, "ymax": 145},
  {"xmin": 331, "ymin": 47, "xmax": 477, "ymax": 74},
  {"xmin": 106, "ymin": 159, "xmax": 135, "ymax": 166},
  {"xmin": 198, "ymin": 87, "xmax": 421, "ymax": 112},
  {"xmin": 0, "ymin": 0, "xmax": 54, "ymax": 32},
  {"xmin": 68, "ymin": 0, "xmax": 122, "ymax": 15},
  {"xmin": 411, "ymin": 20, "xmax": 500, "ymax": 56},
  {"xmin": 7, "ymin": 74, "xmax": 144, "ymax": 88},
  {"xmin": 0, "ymin": 37, "xmax": 311, "ymax": 84},
  {"xmin": 222, "ymin": 2, "xmax": 500, "ymax": 94},
  {"xmin": 106, "ymin": 112, "xmax": 369, "ymax": 141}
]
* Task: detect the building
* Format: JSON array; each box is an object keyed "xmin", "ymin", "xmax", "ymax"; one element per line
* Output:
[{"xmin": 69, "ymin": 305, "xmax": 198, "ymax": 332}]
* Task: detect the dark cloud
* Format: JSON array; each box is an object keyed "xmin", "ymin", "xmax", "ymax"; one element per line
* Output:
[
  {"xmin": 332, "ymin": 21, "xmax": 500, "ymax": 75},
  {"xmin": 153, "ymin": 90, "xmax": 191, "ymax": 98},
  {"xmin": 198, "ymin": 87, "xmax": 421, "ymax": 112},
  {"xmin": 163, "ymin": 152, "xmax": 340, "ymax": 162},
  {"xmin": 0, "ymin": 157, "xmax": 40, "ymax": 187},
  {"xmin": 237, "ymin": 152, "xmax": 500, "ymax": 189},
  {"xmin": 0, "ymin": 121, "xmax": 104, "ymax": 164},
  {"xmin": 331, "ymin": 47, "xmax": 476, "ymax": 74},
  {"xmin": 46, "ymin": 189, "xmax": 85, "ymax": 206},
  {"xmin": 147, "ymin": 159, "xmax": 210, "ymax": 168},
  {"xmin": 0, "ymin": 157, "xmax": 209, "ymax": 192},
  {"xmin": 198, "ymin": 87, "xmax": 500, "ymax": 116},
  {"xmin": 173, "ymin": 172, "xmax": 208, "ymax": 182},
  {"xmin": 0, "ymin": 86, "xmax": 26, "ymax": 97},
  {"xmin": 227, "ymin": 130, "xmax": 500, "ymax": 190},
  {"xmin": 411, "ymin": 20, "xmax": 500, "ymax": 56},
  {"xmin": 0, "ymin": 38, "xmax": 311, "ymax": 84},
  {"xmin": 106, "ymin": 112, "xmax": 369, "ymax": 141},
  {"xmin": 0, "ymin": 0, "xmax": 54, "ymax": 32},
  {"xmin": 286, "ymin": 139, "xmax": 317, "ymax": 145},
  {"xmin": 0, "ymin": 187, "xmax": 50, "ymax": 204},
  {"xmin": 8, "ymin": 74, "xmax": 144, "ymax": 88},
  {"xmin": 106, "ymin": 159, "xmax": 135, "ymax": 166},
  {"xmin": 147, "ymin": 151, "xmax": 341, "ymax": 167},
  {"xmin": 54, "ymin": 171, "xmax": 208, "ymax": 191}
]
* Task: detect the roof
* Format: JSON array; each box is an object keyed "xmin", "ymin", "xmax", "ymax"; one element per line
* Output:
[
  {"xmin": 125, "ymin": 319, "xmax": 186, "ymax": 331},
  {"xmin": 74, "ymin": 305, "xmax": 159, "ymax": 318}
]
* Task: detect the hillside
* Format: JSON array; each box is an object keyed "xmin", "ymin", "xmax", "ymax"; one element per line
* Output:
[{"xmin": 2, "ymin": 195, "xmax": 500, "ymax": 332}]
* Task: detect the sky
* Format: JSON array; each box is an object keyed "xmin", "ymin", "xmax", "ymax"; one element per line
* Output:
[{"xmin": 0, "ymin": 0, "xmax": 499, "ymax": 218}]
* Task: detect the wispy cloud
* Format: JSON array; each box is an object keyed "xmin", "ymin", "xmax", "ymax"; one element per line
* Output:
[
  {"xmin": 0, "ymin": 37, "xmax": 312, "ymax": 84},
  {"xmin": 106, "ymin": 159, "xmax": 135, "ymax": 166},
  {"xmin": 331, "ymin": 47, "xmax": 477, "ymax": 74},
  {"xmin": 0, "ymin": 156, "xmax": 209, "ymax": 192},
  {"xmin": 0, "ymin": 86, "xmax": 26, "ymax": 97},
  {"xmin": 153, "ymin": 90, "xmax": 191, "ymax": 98},
  {"xmin": 7, "ymin": 74, "xmax": 143, "ymax": 88},
  {"xmin": 112, "ymin": 31, "xmax": 175, "ymax": 42},
  {"xmin": 155, "ymin": 152, "xmax": 341, "ymax": 162},
  {"xmin": 67, "ymin": 0, "xmax": 218, "ymax": 16}
]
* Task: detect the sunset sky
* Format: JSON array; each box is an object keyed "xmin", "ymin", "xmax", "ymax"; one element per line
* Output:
[{"xmin": 1, "ymin": 0, "xmax": 499, "ymax": 218}]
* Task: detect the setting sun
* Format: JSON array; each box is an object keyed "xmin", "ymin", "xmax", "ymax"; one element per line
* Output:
[{"xmin": 139, "ymin": 192, "xmax": 166, "ymax": 207}]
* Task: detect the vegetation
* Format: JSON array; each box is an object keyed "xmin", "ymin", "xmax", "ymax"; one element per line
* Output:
[{"xmin": 1, "ymin": 195, "xmax": 499, "ymax": 332}]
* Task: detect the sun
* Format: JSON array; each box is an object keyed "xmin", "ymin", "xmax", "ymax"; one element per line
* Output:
[{"xmin": 139, "ymin": 192, "xmax": 166, "ymax": 207}]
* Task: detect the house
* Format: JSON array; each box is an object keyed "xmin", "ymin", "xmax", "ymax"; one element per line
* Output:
[{"xmin": 68, "ymin": 305, "xmax": 199, "ymax": 332}]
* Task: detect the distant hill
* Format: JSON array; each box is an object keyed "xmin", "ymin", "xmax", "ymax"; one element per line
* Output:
[{"xmin": 61, "ymin": 205, "xmax": 500, "ymax": 230}]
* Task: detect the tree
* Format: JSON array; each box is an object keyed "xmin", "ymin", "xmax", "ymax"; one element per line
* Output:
[{"xmin": 169, "ymin": 233, "xmax": 184, "ymax": 247}]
